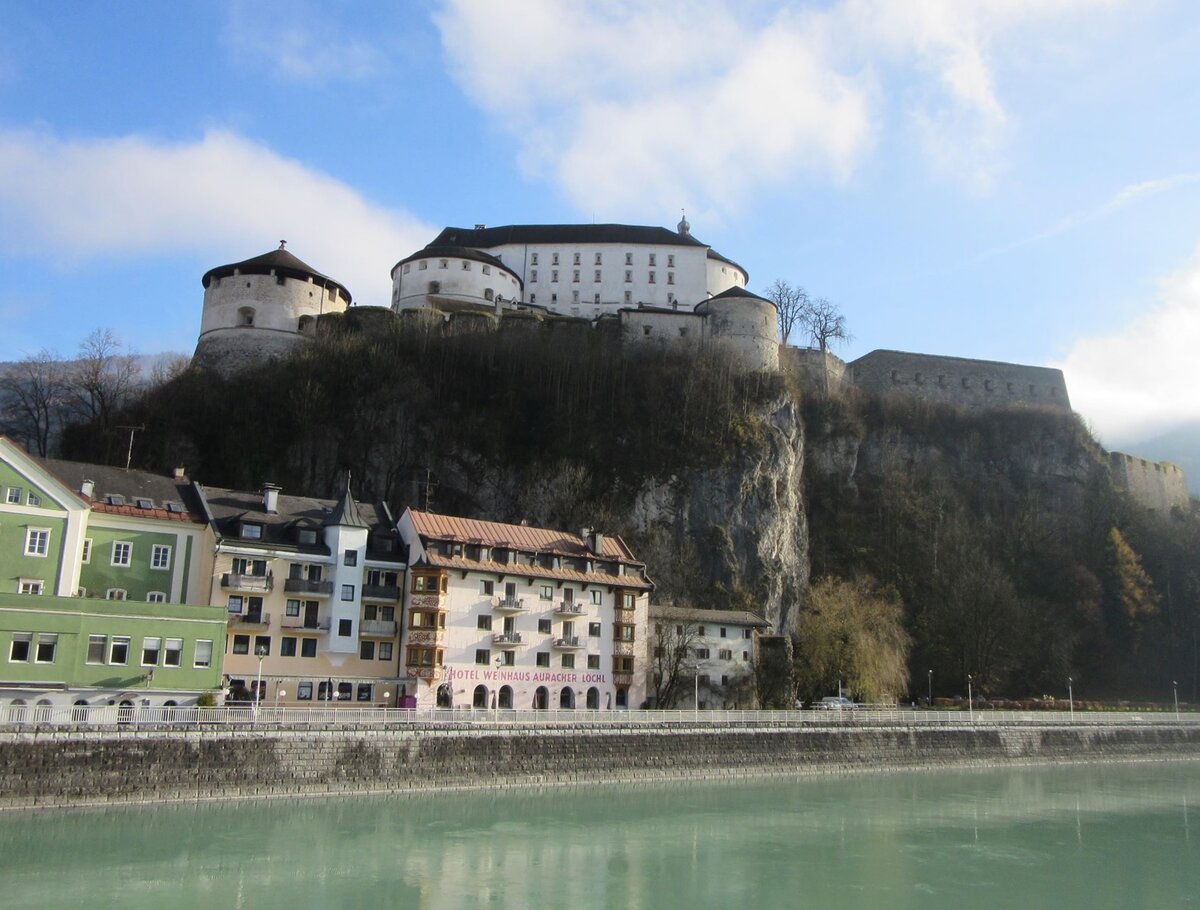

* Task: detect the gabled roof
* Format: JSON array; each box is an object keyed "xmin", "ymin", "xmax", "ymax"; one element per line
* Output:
[
  {"xmin": 407, "ymin": 509, "xmax": 640, "ymax": 562},
  {"xmin": 650, "ymin": 604, "xmax": 772, "ymax": 629},
  {"xmin": 39, "ymin": 457, "xmax": 204, "ymax": 523},
  {"xmin": 201, "ymin": 246, "xmax": 352, "ymax": 303}
]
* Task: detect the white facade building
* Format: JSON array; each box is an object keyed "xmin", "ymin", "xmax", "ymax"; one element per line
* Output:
[
  {"xmin": 391, "ymin": 220, "xmax": 749, "ymax": 320},
  {"xmin": 396, "ymin": 509, "xmax": 652, "ymax": 711},
  {"xmin": 649, "ymin": 605, "xmax": 771, "ymax": 709}
]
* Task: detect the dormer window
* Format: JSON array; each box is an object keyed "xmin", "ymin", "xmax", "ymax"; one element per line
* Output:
[
  {"xmin": 135, "ymin": 498, "xmax": 154, "ymax": 510},
  {"xmin": 106, "ymin": 495, "xmax": 125, "ymax": 506},
  {"xmin": 240, "ymin": 522, "xmax": 263, "ymax": 540},
  {"xmin": 165, "ymin": 502, "xmax": 183, "ymax": 513},
  {"xmin": 298, "ymin": 529, "xmax": 317, "ymax": 545}
]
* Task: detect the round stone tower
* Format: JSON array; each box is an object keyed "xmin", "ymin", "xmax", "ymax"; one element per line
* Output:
[
  {"xmin": 192, "ymin": 242, "xmax": 352, "ymax": 375},
  {"xmin": 695, "ymin": 286, "xmax": 779, "ymax": 372}
]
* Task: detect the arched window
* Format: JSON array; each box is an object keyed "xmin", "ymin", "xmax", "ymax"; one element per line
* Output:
[
  {"xmin": 71, "ymin": 699, "xmax": 89, "ymax": 723},
  {"xmin": 615, "ymin": 688, "xmax": 628, "ymax": 709},
  {"xmin": 586, "ymin": 687, "xmax": 600, "ymax": 710},
  {"xmin": 6, "ymin": 700, "xmax": 28, "ymax": 724},
  {"xmin": 498, "ymin": 685, "xmax": 513, "ymax": 709},
  {"xmin": 559, "ymin": 687, "xmax": 575, "ymax": 710},
  {"xmin": 436, "ymin": 683, "xmax": 452, "ymax": 708},
  {"xmin": 238, "ymin": 306, "xmax": 255, "ymax": 327},
  {"xmin": 534, "ymin": 686, "xmax": 548, "ymax": 710},
  {"xmin": 473, "ymin": 685, "xmax": 488, "ymax": 708}
]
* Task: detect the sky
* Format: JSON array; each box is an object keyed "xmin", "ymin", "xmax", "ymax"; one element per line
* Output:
[{"xmin": 2, "ymin": 0, "xmax": 1199, "ymax": 449}]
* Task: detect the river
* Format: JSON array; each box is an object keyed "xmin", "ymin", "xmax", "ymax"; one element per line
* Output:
[{"xmin": 1, "ymin": 760, "xmax": 1197, "ymax": 908}]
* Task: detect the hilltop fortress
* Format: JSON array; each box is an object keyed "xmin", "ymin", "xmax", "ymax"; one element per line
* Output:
[{"xmin": 190, "ymin": 222, "xmax": 1191, "ymax": 513}]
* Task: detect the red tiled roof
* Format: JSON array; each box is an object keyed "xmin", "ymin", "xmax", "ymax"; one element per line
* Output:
[
  {"xmin": 408, "ymin": 510, "xmax": 639, "ymax": 563},
  {"xmin": 422, "ymin": 553, "xmax": 652, "ymax": 591},
  {"xmin": 88, "ymin": 501, "xmax": 204, "ymax": 523}
]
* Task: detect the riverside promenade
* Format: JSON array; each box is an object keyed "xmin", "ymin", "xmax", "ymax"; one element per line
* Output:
[{"xmin": 3, "ymin": 707, "xmax": 1198, "ymax": 810}]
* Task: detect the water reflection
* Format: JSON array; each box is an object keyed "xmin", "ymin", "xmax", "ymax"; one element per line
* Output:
[{"xmin": 1, "ymin": 762, "xmax": 1198, "ymax": 909}]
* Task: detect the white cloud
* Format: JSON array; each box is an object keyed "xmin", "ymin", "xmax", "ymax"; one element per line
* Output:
[
  {"xmin": 0, "ymin": 128, "xmax": 434, "ymax": 306},
  {"xmin": 1054, "ymin": 243, "xmax": 1200, "ymax": 444},
  {"xmin": 223, "ymin": 1, "xmax": 384, "ymax": 83},
  {"xmin": 435, "ymin": 0, "xmax": 1120, "ymax": 217}
]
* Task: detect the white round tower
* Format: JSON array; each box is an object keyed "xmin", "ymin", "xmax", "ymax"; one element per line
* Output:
[
  {"xmin": 695, "ymin": 286, "xmax": 779, "ymax": 371},
  {"xmin": 193, "ymin": 242, "xmax": 352, "ymax": 374}
]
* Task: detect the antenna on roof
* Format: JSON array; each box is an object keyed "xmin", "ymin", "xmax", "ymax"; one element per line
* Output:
[
  {"xmin": 419, "ymin": 467, "xmax": 437, "ymax": 512},
  {"xmin": 279, "ymin": 239, "xmax": 287, "ymax": 249},
  {"xmin": 116, "ymin": 425, "xmax": 144, "ymax": 472}
]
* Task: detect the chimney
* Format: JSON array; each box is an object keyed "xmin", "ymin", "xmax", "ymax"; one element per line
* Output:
[
  {"xmin": 589, "ymin": 530, "xmax": 605, "ymax": 555},
  {"xmin": 262, "ymin": 483, "xmax": 281, "ymax": 514},
  {"xmin": 80, "ymin": 479, "xmax": 94, "ymax": 499},
  {"xmin": 173, "ymin": 466, "xmax": 186, "ymax": 481}
]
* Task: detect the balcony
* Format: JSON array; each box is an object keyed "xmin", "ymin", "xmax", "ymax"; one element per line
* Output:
[
  {"xmin": 613, "ymin": 672, "xmax": 634, "ymax": 687},
  {"xmin": 492, "ymin": 632, "xmax": 523, "ymax": 647},
  {"xmin": 229, "ymin": 611, "xmax": 271, "ymax": 628},
  {"xmin": 221, "ymin": 572, "xmax": 273, "ymax": 592},
  {"xmin": 283, "ymin": 578, "xmax": 334, "ymax": 596},
  {"xmin": 360, "ymin": 619, "xmax": 398, "ymax": 637},
  {"xmin": 406, "ymin": 628, "xmax": 445, "ymax": 646},
  {"xmin": 554, "ymin": 600, "xmax": 587, "ymax": 616},
  {"xmin": 494, "ymin": 596, "xmax": 526, "ymax": 613},
  {"xmin": 551, "ymin": 635, "xmax": 583, "ymax": 650},
  {"xmin": 361, "ymin": 583, "xmax": 401, "ymax": 601},
  {"xmin": 280, "ymin": 616, "xmax": 330, "ymax": 632}
]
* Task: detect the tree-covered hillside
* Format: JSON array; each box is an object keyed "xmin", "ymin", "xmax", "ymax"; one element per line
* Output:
[{"xmin": 43, "ymin": 314, "xmax": 1200, "ymax": 704}]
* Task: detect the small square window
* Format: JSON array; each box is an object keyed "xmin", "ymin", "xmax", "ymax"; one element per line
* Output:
[
  {"xmin": 561, "ymin": 653, "xmax": 575, "ymax": 669},
  {"xmin": 110, "ymin": 636, "xmax": 130, "ymax": 665},
  {"xmin": 587, "ymin": 654, "xmax": 601, "ymax": 669},
  {"xmin": 27, "ymin": 492, "xmax": 40, "ymax": 507},
  {"xmin": 280, "ymin": 637, "xmax": 297, "ymax": 657},
  {"xmin": 341, "ymin": 584, "xmax": 355, "ymax": 601},
  {"xmin": 588, "ymin": 621, "xmax": 602, "ymax": 637},
  {"xmin": 538, "ymin": 618, "xmax": 552, "ymax": 634},
  {"xmin": 24, "ymin": 528, "xmax": 50, "ymax": 557},
  {"xmin": 111, "ymin": 541, "xmax": 131, "ymax": 566},
  {"xmin": 232, "ymin": 635, "xmax": 250, "ymax": 655},
  {"xmin": 301, "ymin": 638, "xmax": 317, "ymax": 658},
  {"xmin": 35, "ymin": 633, "xmax": 57, "ymax": 663},
  {"xmin": 297, "ymin": 681, "xmax": 313, "ymax": 700},
  {"xmin": 9, "ymin": 633, "xmax": 32, "ymax": 662},
  {"xmin": 147, "ymin": 591, "xmax": 166, "ymax": 603},
  {"xmin": 475, "ymin": 648, "xmax": 490, "ymax": 665},
  {"xmin": 540, "ymin": 585, "xmax": 553, "ymax": 600},
  {"xmin": 286, "ymin": 599, "xmax": 301, "ymax": 617},
  {"xmin": 379, "ymin": 641, "xmax": 393, "ymax": 661},
  {"xmin": 164, "ymin": 639, "xmax": 183, "ymax": 667},
  {"xmin": 338, "ymin": 619, "xmax": 352, "ymax": 637},
  {"xmin": 590, "ymin": 590, "xmax": 602, "ymax": 605},
  {"xmin": 343, "ymin": 549, "xmax": 358, "ymax": 566},
  {"xmin": 360, "ymin": 640, "xmax": 376, "ymax": 660},
  {"xmin": 7, "ymin": 487, "xmax": 22, "ymax": 504},
  {"xmin": 480, "ymin": 580, "xmax": 494, "ymax": 596},
  {"xmin": 478, "ymin": 615, "xmax": 493, "ymax": 631},
  {"xmin": 536, "ymin": 652, "xmax": 550, "ymax": 667},
  {"xmin": 254, "ymin": 635, "xmax": 270, "ymax": 656},
  {"xmin": 87, "ymin": 635, "xmax": 107, "ymax": 664}
]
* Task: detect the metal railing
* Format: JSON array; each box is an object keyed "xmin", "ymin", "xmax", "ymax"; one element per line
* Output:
[{"xmin": 2, "ymin": 706, "xmax": 1198, "ymax": 730}]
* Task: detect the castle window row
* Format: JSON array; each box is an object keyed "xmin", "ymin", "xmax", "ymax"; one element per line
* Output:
[{"xmin": 888, "ymin": 370, "xmax": 1060, "ymax": 397}]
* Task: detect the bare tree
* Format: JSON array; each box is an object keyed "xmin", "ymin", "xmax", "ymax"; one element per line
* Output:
[
  {"xmin": 649, "ymin": 611, "xmax": 704, "ymax": 707},
  {"xmin": 802, "ymin": 296, "xmax": 851, "ymax": 352},
  {"xmin": 0, "ymin": 350, "xmax": 68, "ymax": 456},
  {"xmin": 68, "ymin": 329, "xmax": 141, "ymax": 434},
  {"xmin": 764, "ymin": 279, "xmax": 809, "ymax": 346}
]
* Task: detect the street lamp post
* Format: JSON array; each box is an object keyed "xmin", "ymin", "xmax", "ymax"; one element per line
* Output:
[
  {"xmin": 1068, "ymin": 676, "xmax": 1074, "ymax": 721},
  {"xmin": 927, "ymin": 670, "xmax": 933, "ymax": 708},
  {"xmin": 1175, "ymin": 680, "xmax": 1180, "ymax": 721},
  {"xmin": 967, "ymin": 674, "xmax": 974, "ymax": 724},
  {"xmin": 253, "ymin": 645, "xmax": 267, "ymax": 722}
]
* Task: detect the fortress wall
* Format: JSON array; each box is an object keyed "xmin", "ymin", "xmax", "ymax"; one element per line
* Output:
[
  {"xmin": 851, "ymin": 350, "xmax": 1071, "ymax": 412},
  {"xmin": 191, "ymin": 331, "xmax": 304, "ymax": 376},
  {"xmin": 782, "ymin": 347, "xmax": 849, "ymax": 393},
  {"xmin": 2, "ymin": 721, "xmax": 1197, "ymax": 809},
  {"xmin": 620, "ymin": 310, "xmax": 705, "ymax": 349},
  {"xmin": 1110, "ymin": 453, "xmax": 1191, "ymax": 513}
]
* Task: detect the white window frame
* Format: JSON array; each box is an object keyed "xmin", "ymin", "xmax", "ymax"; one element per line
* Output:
[
  {"xmin": 194, "ymin": 639, "xmax": 213, "ymax": 668},
  {"xmin": 24, "ymin": 527, "xmax": 50, "ymax": 557},
  {"xmin": 111, "ymin": 541, "xmax": 132, "ymax": 567},
  {"xmin": 163, "ymin": 638, "xmax": 183, "ymax": 667},
  {"xmin": 27, "ymin": 492, "xmax": 40, "ymax": 507},
  {"xmin": 81, "ymin": 537, "xmax": 92, "ymax": 563},
  {"xmin": 6, "ymin": 487, "xmax": 22, "ymax": 504},
  {"xmin": 34, "ymin": 633, "xmax": 58, "ymax": 663},
  {"xmin": 141, "ymin": 637, "xmax": 161, "ymax": 667},
  {"xmin": 86, "ymin": 634, "xmax": 107, "ymax": 664},
  {"xmin": 150, "ymin": 544, "xmax": 172, "ymax": 570},
  {"xmin": 147, "ymin": 591, "xmax": 166, "ymax": 603},
  {"xmin": 109, "ymin": 636, "xmax": 130, "ymax": 665},
  {"xmin": 106, "ymin": 588, "xmax": 127, "ymax": 601},
  {"xmin": 18, "ymin": 578, "xmax": 44, "ymax": 595}
]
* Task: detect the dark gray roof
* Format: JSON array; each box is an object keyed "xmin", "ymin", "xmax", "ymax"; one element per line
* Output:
[
  {"xmin": 695, "ymin": 285, "xmax": 775, "ymax": 310},
  {"xmin": 40, "ymin": 457, "xmax": 202, "ymax": 517},
  {"xmin": 705, "ymin": 248, "xmax": 749, "ymax": 280},
  {"xmin": 326, "ymin": 486, "xmax": 369, "ymax": 529},
  {"xmin": 201, "ymin": 247, "xmax": 352, "ymax": 303},
  {"xmin": 429, "ymin": 223, "xmax": 711, "ymax": 249}
]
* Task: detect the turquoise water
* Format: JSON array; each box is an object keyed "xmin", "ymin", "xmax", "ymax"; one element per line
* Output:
[{"xmin": 1, "ymin": 762, "xmax": 1198, "ymax": 909}]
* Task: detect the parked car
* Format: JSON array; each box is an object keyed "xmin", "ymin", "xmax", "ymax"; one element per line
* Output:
[{"xmin": 819, "ymin": 696, "xmax": 858, "ymax": 710}]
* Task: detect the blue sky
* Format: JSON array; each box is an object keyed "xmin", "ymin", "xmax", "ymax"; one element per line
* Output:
[{"xmin": 2, "ymin": 0, "xmax": 1199, "ymax": 447}]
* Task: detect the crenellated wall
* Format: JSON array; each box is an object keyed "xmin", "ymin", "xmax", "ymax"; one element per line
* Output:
[
  {"xmin": 1109, "ymin": 452, "xmax": 1191, "ymax": 513},
  {"xmin": 850, "ymin": 350, "xmax": 1071, "ymax": 413}
]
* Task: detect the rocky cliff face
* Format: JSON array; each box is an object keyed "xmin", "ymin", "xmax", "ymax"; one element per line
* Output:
[{"xmin": 630, "ymin": 392, "xmax": 809, "ymax": 637}]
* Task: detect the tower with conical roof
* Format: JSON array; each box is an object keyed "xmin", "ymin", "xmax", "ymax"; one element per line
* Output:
[{"xmin": 192, "ymin": 241, "xmax": 352, "ymax": 374}]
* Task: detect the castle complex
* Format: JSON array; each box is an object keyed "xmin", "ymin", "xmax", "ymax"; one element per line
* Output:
[{"xmin": 190, "ymin": 222, "xmax": 1190, "ymax": 513}]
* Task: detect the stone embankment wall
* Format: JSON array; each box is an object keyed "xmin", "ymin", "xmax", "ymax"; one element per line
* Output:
[
  {"xmin": 2, "ymin": 722, "xmax": 1197, "ymax": 810},
  {"xmin": 1109, "ymin": 452, "xmax": 1191, "ymax": 513}
]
